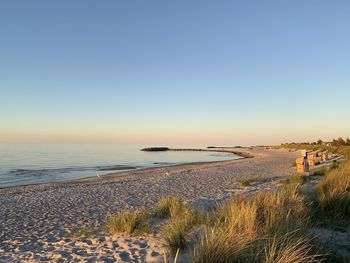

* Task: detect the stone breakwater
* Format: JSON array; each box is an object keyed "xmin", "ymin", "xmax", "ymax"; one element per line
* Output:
[{"xmin": 0, "ymin": 149, "xmax": 298, "ymax": 262}]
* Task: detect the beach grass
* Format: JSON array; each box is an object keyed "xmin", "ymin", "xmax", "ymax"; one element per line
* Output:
[
  {"xmin": 161, "ymin": 221, "xmax": 188, "ymax": 255},
  {"xmin": 283, "ymin": 173, "xmax": 308, "ymax": 186},
  {"xmin": 263, "ymin": 234, "xmax": 319, "ymax": 263},
  {"xmin": 155, "ymin": 196, "xmax": 176, "ymax": 218},
  {"xmin": 69, "ymin": 226, "xmax": 98, "ymax": 239},
  {"xmin": 192, "ymin": 226, "xmax": 252, "ymax": 263},
  {"xmin": 192, "ymin": 185, "xmax": 317, "ymax": 262},
  {"xmin": 155, "ymin": 196, "xmax": 199, "ymax": 225},
  {"xmin": 106, "ymin": 210, "xmax": 150, "ymax": 235},
  {"xmin": 330, "ymin": 160, "xmax": 340, "ymax": 170},
  {"xmin": 310, "ymin": 167, "xmax": 328, "ymax": 177},
  {"xmin": 315, "ymin": 161, "xmax": 350, "ymax": 220},
  {"xmin": 238, "ymin": 177, "xmax": 260, "ymax": 187},
  {"xmin": 157, "ymin": 196, "xmax": 201, "ymax": 254},
  {"xmin": 278, "ymin": 144, "xmax": 350, "ymax": 261}
]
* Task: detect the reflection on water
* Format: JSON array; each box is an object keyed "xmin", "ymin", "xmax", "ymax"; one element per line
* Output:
[{"xmin": 0, "ymin": 144, "xmax": 241, "ymax": 188}]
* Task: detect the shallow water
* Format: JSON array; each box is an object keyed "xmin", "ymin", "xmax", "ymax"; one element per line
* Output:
[{"xmin": 0, "ymin": 144, "xmax": 240, "ymax": 188}]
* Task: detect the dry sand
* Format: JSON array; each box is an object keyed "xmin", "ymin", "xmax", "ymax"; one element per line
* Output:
[{"xmin": 0, "ymin": 148, "xmax": 299, "ymax": 262}]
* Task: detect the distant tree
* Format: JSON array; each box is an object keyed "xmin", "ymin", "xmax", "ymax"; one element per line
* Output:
[
  {"xmin": 338, "ymin": 137, "xmax": 346, "ymax": 146},
  {"xmin": 317, "ymin": 139, "xmax": 323, "ymax": 145},
  {"xmin": 333, "ymin": 137, "xmax": 346, "ymax": 146},
  {"xmin": 346, "ymin": 137, "xmax": 350, "ymax": 146},
  {"xmin": 333, "ymin": 138, "xmax": 338, "ymax": 146}
]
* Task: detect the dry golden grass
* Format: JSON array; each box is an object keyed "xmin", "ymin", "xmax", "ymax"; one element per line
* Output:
[
  {"xmin": 101, "ymin": 187, "xmax": 325, "ymax": 262},
  {"xmin": 161, "ymin": 221, "xmax": 188, "ymax": 255},
  {"xmin": 155, "ymin": 196, "xmax": 195, "ymax": 221},
  {"xmin": 192, "ymin": 226, "xmax": 252, "ymax": 263},
  {"xmin": 215, "ymin": 185, "xmax": 309, "ymax": 236},
  {"xmin": 192, "ymin": 186, "xmax": 319, "ymax": 262},
  {"xmin": 106, "ymin": 210, "xmax": 150, "ymax": 235},
  {"xmin": 169, "ymin": 198, "xmax": 194, "ymax": 223},
  {"xmin": 155, "ymin": 196, "xmax": 176, "ymax": 218},
  {"xmin": 238, "ymin": 177, "xmax": 261, "ymax": 187},
  {"xmin": 157, "ymin": 197, "xmax": 200, "ymax": 255},
  {"xmin": 263, "ymin": 234, "xmax": 319, "ymax": 263},
  {"xmin": 316, "ymin": 161, "xmax": 350, "ymax": 220}
]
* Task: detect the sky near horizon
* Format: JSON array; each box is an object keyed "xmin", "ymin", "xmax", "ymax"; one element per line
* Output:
[{"xmin": 1, "ymin": 1, "xmax": 350, "ymax": 145}]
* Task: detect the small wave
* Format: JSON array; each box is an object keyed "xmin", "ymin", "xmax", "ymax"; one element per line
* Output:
[
  {"xmin": 153, "ymin": 162, "xmax": 174, "ymax": 165},
  {"xmin": 96, "ymin": 165, "xmax": 137, "ymax": 171},
  {"xmin": 8, "ymin": 164, "xmax": 138, "ymax": 177},
  {"xmin": 208, "ymin": 152, "xmax": 236, "ymax": 157}
]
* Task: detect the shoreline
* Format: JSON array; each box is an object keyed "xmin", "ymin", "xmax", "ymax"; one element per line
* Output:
[
  {"xmin": 0, "ymin": 148, "xmax": 299, "ymax": 261},
  {"xmin": 0, "ymin": 148, "xmax": 253, "ymax": 192}
]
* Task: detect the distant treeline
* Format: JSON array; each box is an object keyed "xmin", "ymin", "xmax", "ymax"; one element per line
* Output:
[{"xmin": 282, "ymin": 137, "xmax": 350, "ymax": 146}]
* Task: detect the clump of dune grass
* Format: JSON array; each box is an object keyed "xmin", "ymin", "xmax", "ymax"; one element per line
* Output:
[
  {"xmin": 310, "ymin": 167, "xmax": 328, "ymax": 177},
  {"xmin": 286, "ymin": 173, "xmax": 308, "ymax": 186},
  {"xmin": 238, "ymin": 177, "xmax": 260, "ymax": 187},
  {"xmin": 69, "ymin": 226, "xmax": 98, "ymax": 239},
  {"xmin": 161, "ymin": 221, "xmax": 188, "ymax": 255},
  {"xmin": 264, "ymin": 234, "xmax": 320, "ymax": 263},
  {"xmin": 192, "ymin": 226, "xmax": 253, "ymax": 263},
  {"xmin": 240, "ymin": 179, "xmax": 251, "ymax": 187},
  {"xmin": 316, "ymin": 161, "xmax": 350, "ymax": 220},
  {"xmin": 158, "ymin": 197, "xmax": 200, "ymax": 255},
  {"xmin": 193, "ymin": 232, "xmax": 319, "ymax": 263},
  {"xmin": 215, "ymin": 185, "xmax": 309, "ymax": 235},
  {"xmin": 169, "ymin": 198, "xmax": 194, "ymax": 222},
  {"xmin": 214, "ymin": 197, "xmax": 257, "ymax": 236},
  {"xmin": 155, "ymin": 196, "xmax": 198, "ymax": 225},
  {"xmin": 155, "ymin": 196, "xmax": 176, "ymax": 218},
  {"xmin": 330, "ymin": 160, "xmax": 339, "ymax": 170},
  {"xmin": 155, "ymin": 197, "xmax": 191, "ymax": 219},
  {"xmin": 106, "ymin": 210, "xmax": 150, "ymax": 234},
  {"xmin": 256, "ymin": 189, "xmax": 309, "ymax": 235},
  {"xmin": 192, "ymin": 185, "xmax": 317, "ymax": 262},
  {"xmin": 280, "ymin": 174, "xmax": 308, "ymax": 194},
  {"xmin": 292, "ymin": 173, "xmax": 307, "ymax": 185}
]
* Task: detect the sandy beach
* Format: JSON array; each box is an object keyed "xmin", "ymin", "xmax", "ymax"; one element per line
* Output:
[{"xmin": 0, "ymin": 148, "xmax": 299, "ymax": 262}]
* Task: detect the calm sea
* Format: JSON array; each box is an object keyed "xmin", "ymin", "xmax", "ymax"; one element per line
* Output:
[{"xmin": 0, "ymin": 144, "xmax": 240, "ymax": 188}]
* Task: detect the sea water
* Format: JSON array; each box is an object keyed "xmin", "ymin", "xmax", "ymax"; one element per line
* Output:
[{"xmin": 0, "ymin": 144, "xmax": 240, "ymax": 188}]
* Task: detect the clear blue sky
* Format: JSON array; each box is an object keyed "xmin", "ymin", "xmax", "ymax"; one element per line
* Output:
[{"xmin": 1, "ymin": 1, "xmax": 349, "ymax": 145}]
